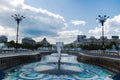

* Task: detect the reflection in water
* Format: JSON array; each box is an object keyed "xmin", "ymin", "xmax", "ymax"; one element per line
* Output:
[{"xmin": 3, "ymin": 53, "xmax": 115, "ymax": 80}]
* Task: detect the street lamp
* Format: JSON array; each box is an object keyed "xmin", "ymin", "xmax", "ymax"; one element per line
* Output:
[
  {"xmin": 11, "ymin": 14, "xmax": 25, "ymax": 51},
  {"xmin": 96, "ymin": 15, "xmax": 109, "ymax": 54}
]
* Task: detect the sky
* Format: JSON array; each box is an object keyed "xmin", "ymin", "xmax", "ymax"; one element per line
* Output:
[{"xmin": 0, "ymin": 0, "xmax": 120, "ymax": 44}]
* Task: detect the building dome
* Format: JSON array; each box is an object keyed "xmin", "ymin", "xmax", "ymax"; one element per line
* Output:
[
  {"xmin": 22, "ymin": 37, "xmax": 35, "ymax": 45},
  {"xmin": 0, "ymin": 35, "xmax": 8, "ymax": 43}
]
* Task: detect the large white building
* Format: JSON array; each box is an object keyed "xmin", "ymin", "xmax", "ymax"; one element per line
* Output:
[{"xmin": 75, "ymin": 35, "xmax": 120, "ymax": 46}]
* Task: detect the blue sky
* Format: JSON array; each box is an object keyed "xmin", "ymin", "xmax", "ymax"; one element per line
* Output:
[
  {"xmin": 25, "ymin": 0, "xmax": 120, "ymax": 21},
  {"xmin": 0, "ymin": 0, "xmax": 120, "ymax": 44}
]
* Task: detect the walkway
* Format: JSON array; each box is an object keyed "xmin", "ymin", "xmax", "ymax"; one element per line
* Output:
[
  {"xmin": 82, "ymin": 51, "xmax": 120, "ymax": 60},
  {"xmin": 0, "ymin": 51, "xmax": 40, "ymax": 58}
]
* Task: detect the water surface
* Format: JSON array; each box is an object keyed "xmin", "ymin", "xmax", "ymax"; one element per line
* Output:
[{"xmin": 3, "ymin": 53, "xmax": 115, "ymax": 80}]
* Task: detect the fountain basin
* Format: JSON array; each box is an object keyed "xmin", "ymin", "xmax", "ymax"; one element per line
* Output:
[
  {"xmin": 3, "ymin": 62, "xmax": 115, "ymax": 80},
  {"xmin": 3, "ymin": 53, "xmax": 115, "ymax": 80}
]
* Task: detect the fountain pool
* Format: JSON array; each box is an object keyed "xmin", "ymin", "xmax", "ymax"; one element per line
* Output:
[{"xmin": 3, "ymin": 53, "xmax": 115, "ymax": 80}]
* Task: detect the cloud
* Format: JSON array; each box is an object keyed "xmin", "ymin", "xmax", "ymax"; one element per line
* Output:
[
  {"xmin": 0, "ymin": 0, "xmax": 67, "ymax": 41},
  {"xmin": 71, "ymin": 20, "xmax": 86, "ymax": 26},
  {"xmin": 58, "ymin": 30, "xmax": 82, "ymax": 39},
  {"xmin": 57, "ymin": 30, "xmax": 82, "ymax": 43},
  {"xmin": 89, "ymin": 14, "xmax": 120, "ymax": 38},
  {"xmin": 34, "ymin": 30, "xmax": 82, "ymax": 44},
  {"xmin": 0, "ymin": 25, "xmax": 16, "ymax": 37}
]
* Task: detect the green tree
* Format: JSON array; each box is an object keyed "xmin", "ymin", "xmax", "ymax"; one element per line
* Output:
[
  {"xmin": 6, "ymin": 40, "xmax": 16, "ymax": 48},
  {"xmin": 34, "ymin": 42, "xmax": 42, "ymax": 49},
  {"xmin": 21, "ymin": 43, "xmax": 34, "ymax": 50}
]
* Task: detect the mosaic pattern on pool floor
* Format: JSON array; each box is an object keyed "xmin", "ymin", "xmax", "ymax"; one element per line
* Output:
[{"xmin": 3, "ymin": 62, "xmax": 115, "ymax": 80}]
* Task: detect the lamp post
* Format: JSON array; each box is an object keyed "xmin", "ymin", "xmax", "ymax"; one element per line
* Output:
[
  {"xmin": 11, "ymin": 14, "xmax": 25, "ymax": 51},
  {"xmin": 96, "ymin": 15, "xmax": 109, "ymax": 54}
]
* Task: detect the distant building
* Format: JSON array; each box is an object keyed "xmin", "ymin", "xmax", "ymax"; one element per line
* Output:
[
  {"xmin": 111, "ymin": 36, "xmax": 120, "ymax": 46},
  {"xmin": 22, "ymin": 37, "xmax": 35, "ymax": 45},
  {"xmin": 82, "ymin": 36, "xmax": 110, "ymax": 46},
  {"xmin": 74, "ymin": 35, "xmax": 120, "ymax": 46},
  {"xmin": 40, "ymin": 38, "xmax": 50, "ymax": 46},
  {"xmin": 77, "ymin": 35, "xmax": 86, "ymax": 44},
  {"xmin": 0, "ymin": 35, "xmax": 8, "ymax": 43}
]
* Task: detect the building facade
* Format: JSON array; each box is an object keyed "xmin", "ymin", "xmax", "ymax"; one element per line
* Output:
[
  {"xmin": 75, "ymin": 35, "xmax": 120, "ymax": 46},
  {"xmin": 77, "ymin": 35, "xmax": 86, "ymax": 44},
  {"xmin": 0, "ymin": 35, "xmax": 7, "ymax": 43},
  {"xmin": 40, "ymin": 38, "xmax": 50, "ymax": 46},
  {"xmin": 22, "ymin": 37, "xmax": 36, "ymax": 45}
]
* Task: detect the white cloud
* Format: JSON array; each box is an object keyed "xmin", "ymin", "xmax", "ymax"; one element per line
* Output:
[
  {"xmin": 89, "ymin": 27, "xmax": 101, "ymax": 34},
  {"xmin": 0, "ymin": 25, "xmax": 16, "ymax": 37},
  {"xmin": 71, "ymin": 20, "xmax": 86, "ymax": 26},
  {"xmin": 10, "ymin": 0, "xmax": 24, "ymax": 7},
  {"xmin": 34, "ymin": 30, "xmax": 82, "ymax": 44},
  {"xmin": 58, "ymin": 30, "xmax": 82, "ymax": 38},
  {"xmin": 89, "ymin": 14, "xmax": 120, "ymax": 38},
  {"xmin": 57, "ymin": 30, "xmax": 82, "ymax": 43},
  {"xmin": 0, "ymin": 0, "xmax": 68, "ymax": 42}
]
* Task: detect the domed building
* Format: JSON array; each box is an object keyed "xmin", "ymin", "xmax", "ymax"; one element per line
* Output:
[
  {"xmin": 22, "ymin": 37, "xmax": 36, "ymax": 45},
  {"xmin": 0, "ymin": 35, "xmax": 8, "ymax": 43}
]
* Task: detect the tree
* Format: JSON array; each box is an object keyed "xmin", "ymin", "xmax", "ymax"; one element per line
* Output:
[
  {"xmin": 34, "ymin": 42, "xmax": 42, "ymax": 49},
  {"xmin": 21, "ymin": 43, "xmax": 34, "ymax": 50},
  {"xmin": 6, "ymin": 40, "xmax": 16, "ymax": 48}
]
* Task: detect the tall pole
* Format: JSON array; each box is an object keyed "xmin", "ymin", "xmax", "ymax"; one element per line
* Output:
[
  {"xmin": 11, "ymin": 14, "xmax": 25, "ymax": 51},
  {"xmin": 16, "ymin": 21, "xmax": 19, "ymax": 47},
  {"xmin": 102, "ymin": 24, "xmax": 104, "ymax": 51},
  {"xmin": 96, "ymin": 15, "xmax": 109, "ymax": 54}
]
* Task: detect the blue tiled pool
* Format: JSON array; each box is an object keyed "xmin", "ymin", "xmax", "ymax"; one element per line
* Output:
[{"xmin": 3, "ymin": 54, "xmax": 115, "ymax": 80}]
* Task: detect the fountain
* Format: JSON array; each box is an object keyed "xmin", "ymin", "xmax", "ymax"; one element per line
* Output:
[
  {"xmin": 56, "ymin": 42, "xmax": 63, "ymax": 71},
  {"xmin": 2, "ymin": 42, "xmax": 116, "ymax": 80}
]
